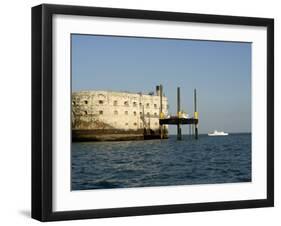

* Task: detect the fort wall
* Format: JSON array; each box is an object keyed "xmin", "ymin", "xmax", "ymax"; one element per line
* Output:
[{"xmin": 72, "ymin": 88, "xmax": 169, "ymax": 141}]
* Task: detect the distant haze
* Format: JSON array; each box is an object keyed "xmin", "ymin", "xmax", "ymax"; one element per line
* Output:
[{"xmin": 72, "ymin": 34, "xmax": 251, "ymax": 134}]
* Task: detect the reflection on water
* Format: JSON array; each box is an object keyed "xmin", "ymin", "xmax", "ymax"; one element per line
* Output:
[{"xmin": 71, "ymin": 134, "xmax": 251, "ymax": 190}]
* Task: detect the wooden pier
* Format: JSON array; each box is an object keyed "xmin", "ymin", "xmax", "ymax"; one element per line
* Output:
[
  {"xmin": 159, "ymin": 86, "xmax": 199, "ymax": 140},
  {"xmin": 159, "ymin": 118, "xmax": 198, "ymax": 125}
]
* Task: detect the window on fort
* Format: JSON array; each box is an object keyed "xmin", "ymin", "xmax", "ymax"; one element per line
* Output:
[
  {"xmin": 84, "ymin": 111, "xmax": 87, "ymax": 115},
  {"xmin": 146, "ymin": 112, "xmax": 150, "ymax": 116},
  {"xmin": 72, "ymin": 101, "xmax": 76, "ymax": 105},
  {"xmin": 84, "ymin": 100, "xmax": 88, "ymax": 104},
  {"xmin": 124, "ymin": 101, "xmax": 129, "ymax": 106},
  {"xmin": 139, "ymin": 103, "xmax": 142, "ymax": 106},
  {"xmin": 133, "ymin": 102, "xmax": 137, "ymax": 107},
  {"xmin": 125, "ymin": 122, "xmax": 128, "ymax": 126},
  {"xmin": 125, "ymin": 111, "xmax": 128, "ymax": 115},
  {"xmin": 113, "ymin": 100, "xmax": 118, "ymax": 106},
  {"xmin": 133, "ymin": 122, "xmax": 137, "ymax": 126},
  {"xmin": 99, "ymin": 100, "xmax": 103, "ymax": 104},
  {"xmin": 146, "ymin": 103, "xmax": 149, "ymax": 108},
  {"xmin": 154, "ymin": 104, "xmax": 157, "ymax": 108},
  {"xmin": 114, "ymin": 110, "xmax": 118, "ymax": 115},
  {"xmin": 133, "ymin": 111, "xmax": 137, "ymax": 116},
  {"xmin": 154, "ymin": 112, "xmax": 157, "ymax": 117},
  {"xmin": 99, "ymin": 110, "xmax": 103, "ymax": 115}
]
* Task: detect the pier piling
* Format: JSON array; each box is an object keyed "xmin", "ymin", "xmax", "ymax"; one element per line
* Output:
[
  {"xmin": 194, "ymin": 89, "xmax": 198, "ymax": 140},
  {"xmin": 159, "ymin": 85, "xmax": 164, "ymax": 139},
  {"xmin": 177, "ymin": 87, "xmax": 182, "ymax": 140}
]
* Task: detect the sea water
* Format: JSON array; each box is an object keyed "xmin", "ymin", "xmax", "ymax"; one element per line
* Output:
[{"xmin": 71, "ymin": 133, "xmax": 251, "ymax": 190}]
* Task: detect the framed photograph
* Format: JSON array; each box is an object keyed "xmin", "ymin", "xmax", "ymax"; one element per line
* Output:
[{"xmin": 32, "ymin": 4, "xmax": 274, "ymax": 221}]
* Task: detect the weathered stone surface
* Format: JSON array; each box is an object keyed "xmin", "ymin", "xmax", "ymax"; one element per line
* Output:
[{"xmin": 72, "ymin": 89, "xmax": 169, "ymax": 141}]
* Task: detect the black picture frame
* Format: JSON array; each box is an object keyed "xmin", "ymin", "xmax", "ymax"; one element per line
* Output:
[{"xmin": 32, "ymin": 3, "xmax": 274, "ymax": 222}]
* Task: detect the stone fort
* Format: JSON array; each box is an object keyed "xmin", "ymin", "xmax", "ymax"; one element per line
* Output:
[{"xmin": 72, "ymin": 86, "xmax": 169, "ymax": 141}]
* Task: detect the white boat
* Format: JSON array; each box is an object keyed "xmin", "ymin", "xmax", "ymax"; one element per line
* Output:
[{"xmin": 208, "ymin": 130, "xmax": 229, "ymax": 136}]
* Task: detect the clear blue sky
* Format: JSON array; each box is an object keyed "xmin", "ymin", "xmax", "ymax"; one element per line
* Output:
[{"xmin": 72, "ymin": 34, "xmax": 251, "ymax": 134}]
